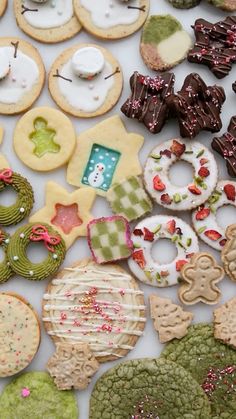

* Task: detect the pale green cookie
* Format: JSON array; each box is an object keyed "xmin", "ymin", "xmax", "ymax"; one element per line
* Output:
[{"xmin": 168, "ymin": 0, "xmax": 201, "ymax": 9}]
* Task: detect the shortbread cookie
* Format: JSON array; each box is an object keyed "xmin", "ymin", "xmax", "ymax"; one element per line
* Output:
[
  {"xmin": 179, "ymin": 253, "xmax": 224, "ymax": 305},
  {"xmin": 168, "ymin": 0, "xmax": 201, "ymax": 8},
  {"xmin": 0, "ymin": 293, "xmax": 40, "ymax": 377},
  {"xmin": 67, "ymin": 115, "xmax": 144, "ymax": 196},
  {"xmin": 212, "ymin": 116, "xmax": 236, "ymax": 178},
  {"xmin": 144, "ymin": 139, "xmax": 218, "ymax": 211},
  {"xmin": 14, "ymin": 107, "xmax": 76, "ymax": 171},
  {"xmin": 0, "ymin": 37, "xmax": 45, "ymax": 114},
  {"xmin": 0, "ymin": 372, "xmax": 78, "ymax": 419},
  {"xmin": 0, "ymin": 126, "xmax": 10, "ymax": 169},
  {"xmin": 128, "ymin": 215, "xmax": 199, "ymax": 287},
  {"xmin": 43, "ymin": 259, "xmax": 146, "ymax": 363},
  {"xmin": 221, "ymin": 224, "xmax": 236, "ymax": 282},
  {"xmin": 209, "ymin": 0, "xmax": 236, "ymax": 10},
  {"xmin": 73, "ymin": 0, "xmax": 149, "ymax": 40},
  {"xmin": 0, "ymin": 0, "xmax": 7, "ymax": 17},
  {"xmin": 192, "ymin": 181, "xmax": 236, "ymax": 251},
  {"xmin": 149, "ymin": 295, "xmax": 193, "ymax": 343},
  {"xmin": 214, "ymin": 297, "xmax": 236, "ymax": 348},
  {"xmin": 0, "ymin": 229, "xmax": 14, "ymax": 283},
  {"xmin": 89, "ymin": 358, "xmax": 211, "ymax": 419},
  {"xmin": 49, "ymin": 44, "xmax": 123, "ymax": 118},
  {"xmin": 140, "ymin": 15, "xmax": 192, "ymax": 71},
  {"xmin": 14, "ymin": 0, "xmax": 81, "ymax": 44}
]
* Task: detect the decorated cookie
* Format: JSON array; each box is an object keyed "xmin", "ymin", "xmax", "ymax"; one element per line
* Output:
[
  {"xmin": 168, "ymin": 0, "xmax": 201, "ymax": 8},
  {"xmin": 144, "ymin": 139, "xmax": 218, "ymax": 211},
  {"xmin": 214, "ymin": 297, "xmax": 236, "ymax": 348},
  {"xmin": 128, "ymin": 215, "xmax": 199, "ymax": 287},
  {"xmin": 209, "ymin": 0, "xmax": 236, "ymax": 10},
  {"xmin": 7, "ymin": 223, "xmax": 66, "ymax": 281},
  {"xmin": 161, "ymin": 323, "xmax": 236, "ymax": 418},
  {"xmin": 48, "ymin": 44, "xmax": 123, "ymax": 118},
  {"xmin": 0, "ymin": 293, "xmax": 40, "ymax": 377},
  {"xmin": 13, "ymin": 107, "xmax": 76, "ymax": 171},
  {"xmin": 89, "ymin": 358, "xmax": 210, "ymax": 419},
  {"xmin": 29, "ymin": 181, "xmax": 96, "ymax": 249},
  {"xmin": 179, "ymin": 253, "xmax": 224, "ymax": 305},
  {"xmin": 140, "ymin": 15, "xmax": 192, "ymax": 71},
  {"xmin": 221, "ymin": 224, "xmax": 236, "ymax": 282},
  {"xmin": 43, "ymin": 259, "xmax": 146, "ymax": 362},
  {"xmin": 67, "ymin": 115, "xmax": 144, "ymax": 196},
  {"xmin": 0, "ymin": 372, "xmax": 78, "ymax": 418},
  {"xmin": 73, "ymin": 0, "xmax": 149, "ymax": 40},
  {"xmin": 0, "ymin": 229, "xmax": 14, "ymax": 283},
  {"xmin": 192, "ymin": 181, "xmax": 236, "ymax": 251},
  {"xmin": 0, "ymin": 0, "xmax": 7, "ymax": 17},
  {"xmin": 233, "ymin": 81, "xmax": 236, "ymax": 93},
  {"xmin": 0, "ymin": 126, "xmax": 10, "ymax": 170},
  {"xmin": 0, "ymin": 37, "xmax": 45, "ymax": 115},
  {"xmin": 87, "ymin": 216, "xmax": 133, "ymax": 264},
  {"xmin": 149, "ymin": 295, "xmax": 193, "ymax": 343},
  {"xmin": 212, "ymin": 116, "xmax": 236, "ymax": 178},
  {"xmin": 14, "ymin": 0, "xmax": 81, "ymax": 44}
]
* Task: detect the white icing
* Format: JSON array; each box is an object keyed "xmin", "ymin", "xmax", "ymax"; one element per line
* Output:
[
  {"xmin": 71, "ymin": 47, "xmax": 105, "ymax": 79},
  {"xmin": 0, "ymin": 46, "xmax": 39, "ymax": 104},
  {"xmin": 0, "ymin": 49, "xmax": 10, "ymax": 80},
  {"xmin": 22, "ymin": 0, "xmax": 73, "ymax": 29},
  {"xmin": 80, "ymin": 0, "xmax": 140, "ymax": 29}
]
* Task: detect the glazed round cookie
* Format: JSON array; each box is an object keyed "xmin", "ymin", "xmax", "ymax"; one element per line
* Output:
[
  {"xmin": 0, "ymin": 229, "xmax": 14, "ymax": 283},
  {"xmin": 48, "ymin": 44, "xmax": 123, "ymax": 118},
  {"xmin": 89, "ymin": 358, "xmax": 211, "ymax": 419},
  {"xmin": 43, "ymin": 259, "xmax": 146, "ymax": 362},
  {"xmin": 168, "ymin": 0, "xmax": 201, "ymax": 8},
  {"xmin": 208, "ymin": 0, "xmax": 236, "ymax": 11},
  {"xmin": 13, "ymin": 107, "xmax": 76, "ymax": 171},
  {"xmin": 7, "ymin": 223, "xmax": 66, "ymax": 281},
  {"xmin": 0, "ymin": 293, "xmax": 40, "ymax": 377},
  {"xmin": 144, "ymin": 138, "xmax": 218, "ymax": 211},
  {"xmin": 0, "ymin": 168, "xmax": 34, "ymax": 225},
  {"xmin": 14, "ymin": 0, "xmax": 81, "ymax": 44},
  {"xmin": 0, "ymin": 37, "xmax": 45, "ymax": 114},
  {"xmin": 73, "ymin": 0, "xmax": 149, "ymax": 40},
  {"xmin": 128, "ymin": 215, "xmax": 199, "ymax": 287},
  {"xmin": 0, "ymin": 372, "xmax": 78, "ymax": 419},
  {"xmin": 0, "ymin": 0, "xmax": 7, "ymax": 17},
  {"xmin": 192, "ymin": 180, "xmax": 236, "ymax": 251}
]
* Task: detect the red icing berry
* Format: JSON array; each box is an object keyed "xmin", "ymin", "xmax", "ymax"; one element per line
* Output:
[
  {"xmin": 198, "ymin": 167, "xmax": 210, "ymax": 178},
  {"xmin": 204, "ymin": 230, "xmax": 222, "ymax": 241},
  {"xmin": 200, "ymin": 158, "xmax": 209, "ymax": 166},
  {"xmin": 170, "ymin": 140, "xmax": 186, "ymax": 158},
  {"xmin": 188, "ymin": 185, "xmax": 202, "ymax": 195},
  {"xmin": 224, "ymin": 184, "xmax": 236, "ymax": 202},
  {"xmin": 133, "ymin": 228, "xmax": 143, "ymax": 236},
  {"xmin": 161, "ymin": 193, "xmax": 172, "ymax": 205},
  {"xmin": 132, "ymin": 249, "xmax": 146, "ymax": 269},
  {"xmin": 166, "ymin": 219, "xmax": 176, "ymax": 235},
  {"xmin": 176, "ymin": 260, "xmax": 188, "ymax": 271},
  {"xmin": 153, "ymin": 175, "xmax": 166, "ymax": 191},
  {"xmin": 195, "ymin": 207, "xmax": 211, "ymax": 220},
  {"xmin": 143, "ymin": 227, "xmax": 154, "ymax": 242}
]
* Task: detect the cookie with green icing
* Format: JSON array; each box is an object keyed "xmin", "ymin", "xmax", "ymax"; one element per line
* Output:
[
  {"xmin": 140, "ymin": 15, "xmax": 192, "ymax": 71},
  {"xmin": 208, "ymin": 0, "xmax": 236, "ymax": 11},
  {"xmin": 0, "ymin": 229, "xmax": 14, "ymax": 283},
  {"xmin": 89, "ymin": 358, "xmax": 211, "ymax": 418},
  {"xmin": 162, "ymin": 323, "xmax": 236, "ymax": 418},
  {"xmin": 168, "ymin": 0, "xmax": 201, "ymax": 9},
  {"xmin": 0, "ymin": 371, "xmax": 78, "ymax": 419}
]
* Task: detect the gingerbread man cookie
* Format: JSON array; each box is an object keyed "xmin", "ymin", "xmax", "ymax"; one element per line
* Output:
[
  {"xmin": 221, "ymin": 224, "xmax": 236, "ymax": 282},
  {"xmin": 214, "ymin": 297, "xmax": 236, "ymax": 348}
]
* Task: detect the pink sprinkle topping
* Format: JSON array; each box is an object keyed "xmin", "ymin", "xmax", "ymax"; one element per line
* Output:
[{"xmin": 21, "ymin": 388, "xmax": 30, "ymax": 398}]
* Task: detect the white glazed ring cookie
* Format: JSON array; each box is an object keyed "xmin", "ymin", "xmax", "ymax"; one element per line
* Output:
[
  {"xmin": 128, "ymin": 215, "xmax": 199, "ymax": 287},
  {"xmin": 192, "ymin": 180, "xmax": 236, "ymax": 251},
  {"xmin": 144, "ymin": 138, "xmax": 218, "ymax": 211}
]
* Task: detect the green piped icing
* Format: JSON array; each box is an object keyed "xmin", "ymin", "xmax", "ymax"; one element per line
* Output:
[
  {"xmin": 0, "ymin": 229, "xmax": 14, "ymax": 283},
  {"xmin": 142, "ymin": 15, "xmax": 182, "ymax": 45}
]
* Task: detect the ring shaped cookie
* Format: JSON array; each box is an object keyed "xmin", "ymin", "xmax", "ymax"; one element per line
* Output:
[
  {"xmin": 0, "ymin": 169, "xmax": 34, "ymax": 225},
  {"xmin": 0, "ymin": 0, "xmax": 7, "ymax": 17},
  {"xmin": 7, "ymin": 223, "xmax": 66, "ymax": 281},
  {"xmin": 192, "ymin": 180, "xmax": 236, "ymax": 251},
  {"xmin": 144, "ymin": 138, "xmax": 218, "ymax": 211},
  {"xmin": 14, "ymin": 0, "xmax": 81, "ymax": 44},
  {"xmin": 13, "ymin": 107, "xmax": 76, "ymax": 171},
  {"xmin": 128, "ymin": 215, "xmax": 199, "ymax": 287},
  {"xmin": 48, "ymin": 43, "xmax": 123, "ymax": 118},
  {"xmin": 0, "ymin": 229, "xmax": 14, "ymax": 283},
  {"xmin": 73, "ymin": 0, "xmax": 150, "ymax": 40}
]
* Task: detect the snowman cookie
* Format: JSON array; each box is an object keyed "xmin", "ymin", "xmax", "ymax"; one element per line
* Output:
[
  {"xmin": 0, "ymin": 0, "xmax": 7, "ymax": 17},
  {"xmin": 14, "ymin": 0, "xmax": 81, "ymax": 44},
  {"xmin": 49, "ymin": 44, "xmax": 123, "ymax": 118},
  {"xmin": 0, "ymin": 38, "xmax": 45, "ymax": 115},
  {"xmin": 73, "ymin": 0, "xmax": 150, "ymax": 40}
]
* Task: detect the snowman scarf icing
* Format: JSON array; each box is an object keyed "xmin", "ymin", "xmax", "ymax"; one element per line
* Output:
[{"xmin": 22, "ymin": 0, "xmax": 73, "ymax": 29}]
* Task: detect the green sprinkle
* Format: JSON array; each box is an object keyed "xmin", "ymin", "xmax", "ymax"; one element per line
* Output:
[
  {"xmin": 202, "ymin": 183, "xmax": 207, "ymax": 190},
  {"xmin": 155, "ymin": 167, "xmax": 163, "ymax": 172},
  {"xmin": 133, "ymin": 243, "xmax": 141, "ymax": 248},
  {"xmin": 210, "ymin": 206, "xmax": 216, "ymax": 214},
  {"xmin": 184, "ymin": 150, "xmax": 194, "ymax": 154},
  {"xmin": 178, "ymin": 241, "xmax": 186, "ymax": 250},
  {"xmin": 196, "ymin": 149, "xmax": 205, "ymax": 158},
  {"xmin": 208, "ymin": 190, "xmax": 222, "ymax": 205},
  {"xmin": 198, "ymin": 226, "xmax": 207, "ymax": 234},
  {"xmin": 173, "ymin": 193, "xmax": 182, "ymax": 203},
  {"xmin": 150, "ymin": 153, "xmax": 161, "ymax": 160},
  {"xmin": 182, "ymin": 194, "xmax": 188, "ymax": 200},
  {"xmin": 144, "ymin": 270, "xmax": 153, "ymax": 281},
  {"xmin": 186, "ymin": 238, "xmax": 192, "ymax": 247},
  {"xmin": 156, "ymin": 272, "xmax": 162, "ymax": 282},
  {"xmin": 194, "ymin": 176, "xmax": 204, "ymax": 186},
  {"xmin": 152, "ymin": 224, "xmax": 161, "ymax": 234},
  {"xmin": 171, "ymin": 235, "xmax": 178, "ymax": 243}
]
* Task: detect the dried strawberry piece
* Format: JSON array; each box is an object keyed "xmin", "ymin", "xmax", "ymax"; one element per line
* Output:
[
  {"xmin": 160, "ymin": 270, "xmax": 169, "ymax": 277},
  {"xmin": 200, "ymin": 158, "xmax": 209, "ymax": 166},
  {"xmin": 186, "ymin": 253, "xmax": 195, "ymax": 259},
  {"xmin": 161, "ymin": 193, "xmax": 172, "ymax": 205},
  {"xmin": 188, "ymin": 185, "xmax": 202, "ymax": 195},
  {"xmin": 198, "ymin": 167, "xmax": 210, "ymax": 178},
  {"xmin": 176, "ymin": 259, "xmax": 188, "ymax": 271},
  {"xmin": 160, "ymin": 149, "xmax": 172, "ymax": 158},
  {"xmin": 204, "ymin": 230, "xmax": 222, "ymax": 241},
  {"xmin": 132, "ymin": 249, "xmax": 146, "ymax": 269},
  {"xmin": 224, "ymin": 184, "xmax": 236, "ymax": 202},
  {"xmin": 143, "ymin": 227, "xmax": 154, "ymax": 242},
  {"xmin": 195, "ymin": 207, "xmax": 210, "ymax": 220},
  {"xmin": 153, "ymin": 175, "xmax": 166, "ymax": 192},
  {"xmin": 219, "ymin": 238, "xmax": 227, "ymax": 247},
  {"xmin": 167, "ymin": 219, "xmax": 176, "ymax": 234},
  {"xmin": 133, "ymin": 228, "xmax": 143, "ymax": 236},
  {"xmin": 170, "ymin": 140, "xmax": 186, "ymax": 158}
]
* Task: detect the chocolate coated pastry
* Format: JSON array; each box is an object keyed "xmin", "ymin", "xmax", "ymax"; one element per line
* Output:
[
  {"xmin": 233, "ymin": 81, "xmax": 236, "ymax": 94},
  {"xmin": 212, "ymin": 116, "xmax": 236, "ymax": 177}
]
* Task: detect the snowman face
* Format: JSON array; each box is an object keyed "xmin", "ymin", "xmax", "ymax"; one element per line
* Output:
[{"xmin": 95, "ymin": 163, "xmax": 105, "ymax": 173}]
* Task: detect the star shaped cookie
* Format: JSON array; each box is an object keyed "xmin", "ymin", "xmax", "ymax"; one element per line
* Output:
[{"xmin": 29, "ymin": 181, "xmax": 96, "ymax": 249}]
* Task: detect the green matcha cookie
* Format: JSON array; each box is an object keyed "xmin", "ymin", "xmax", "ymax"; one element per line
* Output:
[
  {"xmin": 140, "ymin": 15, "xmax": 192, "ymax": 71},
  {"xmin": 0, "ymin": 229, "xmax": 14, "ymax": 283},
  {"xmin": 208, "ymin": 0, "xmax": 236, "ymax": 11},
  {"xmin": 162, "ymin": 323, "xmax": 236, "ymax": 418},
  {"xmin": 0, "ymin": 371, "xmax": 78, "ymax": 419},
  {"xmin": 168, "ymin": 0, "xmax": 201, "ymax": 9},
  {"xmin": 89, "ymin": 358, "xmax": 211, "ymax": 419}
]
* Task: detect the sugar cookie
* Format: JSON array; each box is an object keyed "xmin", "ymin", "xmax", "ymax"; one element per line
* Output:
[
  {"xmin": 0, "ymin": 229, "xmax": 14, "ymax": 283},
  {"xmin": 221, "ymin": 224, "xmax": 236, "ymax": 282},
  {"xmin": 0, "ymin": 0, "xmax": 7, "ymax": 17}
]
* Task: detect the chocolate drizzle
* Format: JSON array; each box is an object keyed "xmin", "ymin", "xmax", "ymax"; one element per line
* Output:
[
  {"xmin": 21, "ymin": 5, "xmax": 38, "ymax": 15},
  {"xmin": 104, "ymin": 67, "xmax": 120, "ymax": 80},
  {"xmin": 52, "ymin": 69, "xmax": 72, "ymax": 83},
  {"xmin": 212, "ymin": 116, "xmax": 236, "ymax": 177},
  {"xmin": 233, "ymin": 81, "xmax": 236, "ymax": 93},
  {"xmin": 11, "ymin": 41, "xmax": 19, "ymax": 59}
]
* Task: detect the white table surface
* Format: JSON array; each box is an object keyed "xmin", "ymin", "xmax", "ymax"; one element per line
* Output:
[{"xmin": 0, "ymin": 1, "xmax": 236, "ymax": 418}]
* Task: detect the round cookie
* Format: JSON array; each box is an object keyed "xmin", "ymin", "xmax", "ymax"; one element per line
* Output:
[
  {"xmin": 7, "ymin": 223, "xmax": 66, "ymax": 281},
  {"xmin": 43, "ymin": 259, "xmax": 146, "ymax": 362},
  {"xmin": 168, "ymin": 0, "xmax": 201, "ymax": 8},
  {"xmin": 0, "ymin": 371, "xmax": 78, "ymax": 419},
  {"xmin": 0, "ymin": 0, "xmax": 7, "ymax": 17},
  {"xmin": 0, "ymin": 293, "xmax": 40, "ymax": 377},
  {"xmin": 0, "ymin": 37, "xmax": 45, "ymax": 115},
  {"xmin": 128, "ymin": 215, "xmax": 199, "ymax": 287},
  {"xmin": 144, "ymin": 138, "xmax": 218, "ymax": 211},
  {"xmin": 192, "ymin": 180, "xmax": 236, "ymax": 251},
  {"xmin": 14, "ymin": 0, "xmax": 81, "ymax": 44},
  {"xmin": 13, "ymin": 107, "xmax": 76, "ymax": 171},
  {"xmin": 208, "ymin": 0, "xmax": 236, "ymax": 11},
  {"xmin": 73, "ymin": 0, "xmax": 149, "ymax": 40},
  {"xmin": 0, "ymin": 229, "xmax": 14, "ymax": 283},
  {"xmin": 89, "ymin": 358, "xmax": 211, "ymax": 419},
  {"xmin": 161, "ymin": 323, "xmax": 236, "ymax": 418},
  {"xmin": 140, "ymin": 15, "xmax": 192, "ymax": 71},
  {"xmin": 48, "ymin": 43, "xmax": 123, "ymax": 118}
]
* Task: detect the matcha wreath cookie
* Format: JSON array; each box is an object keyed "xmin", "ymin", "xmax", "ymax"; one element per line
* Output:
[{"xmin": 0, "ymin": 229, "xmax": 14, "ymax": 283}]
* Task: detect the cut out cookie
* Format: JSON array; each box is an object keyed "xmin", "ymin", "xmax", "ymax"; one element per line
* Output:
[
  {"xmin": 214, "ymin": 297, "xmax": 236, "ymax": 348},
  {"xmin": 221, "ymin": 224, "xmax": 236, "ymax": 282},
  {"xmin": 0, "ymin": 0, "xmax": 7, "ymax": 17},
  {"xmin": 0, "ymin": 229, "xmax": 14, "ymax": 283},
  {"xmin": 209, "ymin": 0, "xmax": 236, "ymax": 10},
  {"xmin": 212, "ymin": 116, "xmax": 236, "ymax": 178}
]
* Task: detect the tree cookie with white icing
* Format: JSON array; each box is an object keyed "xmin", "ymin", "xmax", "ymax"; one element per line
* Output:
[
  {"xmin": 73, "ymin": 0, "xmax": 149, "ymax": 40},
  {"xmin": 14, "ymin": 0, "xmax": 81, "ymax": 44},
  {"xmin": 49, "ymin": 44, "xmax": 123, "ymax": 118},
  {"xmin": 0, "ymin": 37, "xmax": 45, "ymax": 115},
  {"xmin": 0, "ymin": 0, "xmax": 7, "ymax": 17}
]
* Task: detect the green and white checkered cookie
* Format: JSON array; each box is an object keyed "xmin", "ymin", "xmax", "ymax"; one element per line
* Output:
[
  {"xmin": 87, "ymin": 216, "xmax": 133, "ymax": 264},
  {"xmin": 107, "ymin": 176, "xmax": 152, "ymax": 221}
]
